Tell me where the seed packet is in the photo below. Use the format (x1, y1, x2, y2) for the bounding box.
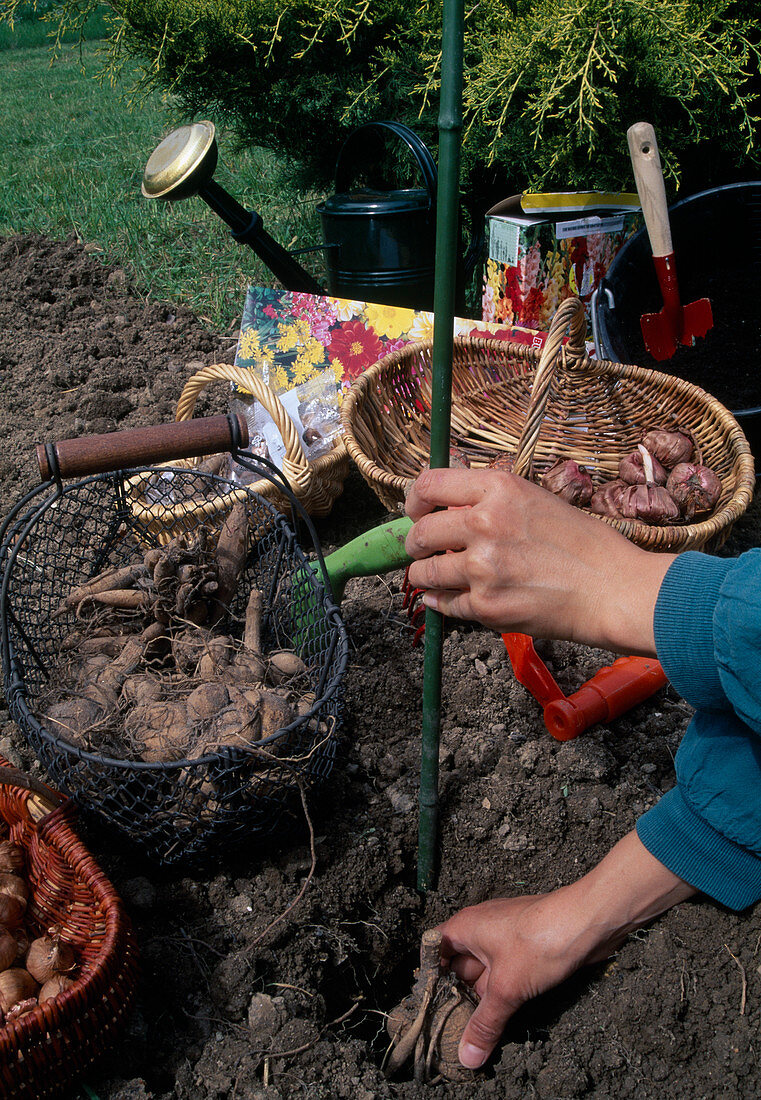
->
(228, 396, 271, 486)
(229, 364, 341, 475)
(293, 368, 343, 460)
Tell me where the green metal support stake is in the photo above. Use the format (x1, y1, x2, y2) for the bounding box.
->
(417, 0, 464, 893)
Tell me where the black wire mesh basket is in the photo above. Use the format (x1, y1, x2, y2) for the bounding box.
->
(0, 415, 349, 866)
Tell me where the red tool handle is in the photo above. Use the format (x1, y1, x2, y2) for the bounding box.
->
(36, 413, 249, 481)
(543, 656, 667, 741)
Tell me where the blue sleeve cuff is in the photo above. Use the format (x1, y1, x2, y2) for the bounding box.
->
(653, 551, 734, 710)
(637, 786, 761, 910)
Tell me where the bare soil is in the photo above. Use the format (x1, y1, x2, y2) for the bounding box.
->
(2, 233, 761, 1100)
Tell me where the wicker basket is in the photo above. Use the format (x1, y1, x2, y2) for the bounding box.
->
(0, 763, 138, 1098)
(341, 297, 755, 552)
(170, 362, 350, 520)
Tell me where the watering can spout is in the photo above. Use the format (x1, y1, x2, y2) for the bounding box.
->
(141, 121, 325, 295)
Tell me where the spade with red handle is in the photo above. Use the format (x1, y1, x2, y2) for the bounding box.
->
(627, 121, 713, 361)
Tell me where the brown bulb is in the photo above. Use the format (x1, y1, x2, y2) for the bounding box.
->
(642, 429, 694, 468)
(666, 463, 722, 519)
(620, 484, 680, 524)
(619, 447, 667, 486)
(541, 460, 593, 506)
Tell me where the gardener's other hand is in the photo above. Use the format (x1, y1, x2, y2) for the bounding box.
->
(438, 830, 697, 1070)
(404, 467, 674, 655)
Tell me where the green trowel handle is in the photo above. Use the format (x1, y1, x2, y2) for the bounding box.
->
(322, 516, 413, 604)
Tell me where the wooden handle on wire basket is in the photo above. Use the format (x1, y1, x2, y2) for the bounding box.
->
(36, 413, 249, 482)
(513, 297, 588, 479)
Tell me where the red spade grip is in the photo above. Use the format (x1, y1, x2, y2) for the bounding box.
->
(543, 656, 667, 741)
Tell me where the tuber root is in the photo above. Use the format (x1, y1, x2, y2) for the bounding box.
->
(63, 633, 130, 658)
(121, 674, 163, 708)
(211, 502, 249, 623)
(267, 650, 308, 686)
(192, 700, 262, 754)
(44, 697, 108, 748)
(186, 682, 231, 723)
(172, 627, 216, 677)
(125, 701, 193, 763)
(259, 691, 295, 740)
(197, 635, 234, 680)
(56, 563, 148, 615)
(385, 929, 477, 1082)
(43, 530, 320, 772)
(243, 587, 263, 654)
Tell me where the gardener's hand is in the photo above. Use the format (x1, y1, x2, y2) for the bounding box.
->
(437, 830, 697, 1069)
(404, 467, 675, 655)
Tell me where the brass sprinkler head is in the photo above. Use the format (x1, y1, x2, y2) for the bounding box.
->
(141, 120, 218, 202)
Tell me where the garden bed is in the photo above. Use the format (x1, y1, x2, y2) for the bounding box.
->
(1, 233, 760, 1099)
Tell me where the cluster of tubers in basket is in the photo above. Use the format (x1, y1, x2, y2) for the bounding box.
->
(0, 837, 79, 1025)
(42, 503, 314, 764)
(536, 429, 722, 524)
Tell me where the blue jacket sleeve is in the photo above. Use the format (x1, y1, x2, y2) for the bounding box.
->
(636, 548, 761, 910)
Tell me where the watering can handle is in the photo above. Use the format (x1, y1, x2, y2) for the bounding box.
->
(36, 413, 249, 481)
(334, 120, 438, 208)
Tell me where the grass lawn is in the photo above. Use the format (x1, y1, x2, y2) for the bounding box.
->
(0, 37, 325, 330)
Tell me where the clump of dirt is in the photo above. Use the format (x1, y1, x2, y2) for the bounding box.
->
(1, 233, 761, 1100)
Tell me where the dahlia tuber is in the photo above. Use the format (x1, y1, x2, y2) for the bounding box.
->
(259, 691, 295, 739)
(186, 682, 231, 723)
(385, 929, 477, 1082)
(120, 674, 163, 708)
(56, 563, 148, 615)
(197, 635, 234, 680)
(44, 697, 107, 747)
(212, 502, 249, 622)
(267, 650, 308, 685)
(172, 627, 216, 677)
(125, 701, 193, 763)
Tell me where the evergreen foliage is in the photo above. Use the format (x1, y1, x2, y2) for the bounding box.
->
(3, 0, 759, 204)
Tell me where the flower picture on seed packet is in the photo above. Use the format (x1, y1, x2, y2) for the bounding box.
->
(230, 287, 549, 481)
(235, 288, 425, 393)
(234, 287, 543, 396)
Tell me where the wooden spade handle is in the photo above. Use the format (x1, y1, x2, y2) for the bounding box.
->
(36, 413, 249, 482)
(626, 122, 673, 258)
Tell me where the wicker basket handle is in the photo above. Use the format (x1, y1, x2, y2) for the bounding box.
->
(174, 363, 321, 496)
(0, 766, 65, 821)
(513, 297, 588, 479)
